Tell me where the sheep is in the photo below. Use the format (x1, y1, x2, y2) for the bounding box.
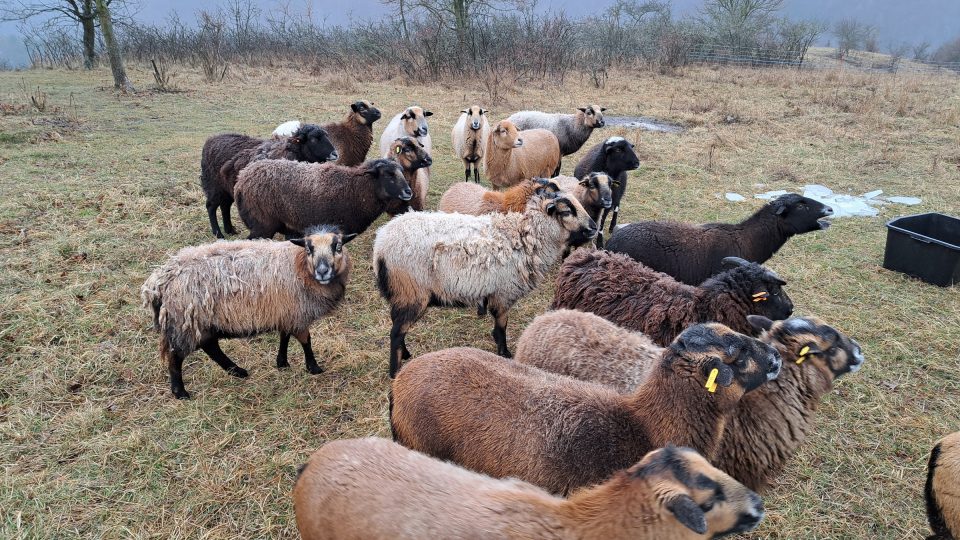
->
(234, 158, 411, 239)
(927, 431, 960, 540)
(573, 136, 641, 244)
(551, 173, 614, 223)
(515, 310, 865, 491)
(379, 106, 433, 157)
(484, 120, 562, 189)
(451, 105, 489, 183)
(508, 105, 606, 156)
(273, 101, 382, 167)
(200, 124, 338, 239)
(390, 323, 782, 495)
(606, 194, 835, 285)
(140, 226, 355, 399)
(293, 438, 765, 540)
(383, 137, 433, 216)
(437, 177, 556, 215)
(373, 191, 597, 377)
(552, 250, 794, 346)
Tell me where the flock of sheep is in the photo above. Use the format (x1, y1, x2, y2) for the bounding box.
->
(138, 100, 959, 539)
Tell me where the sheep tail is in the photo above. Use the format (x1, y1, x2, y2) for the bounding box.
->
(375, 257, 392, 301)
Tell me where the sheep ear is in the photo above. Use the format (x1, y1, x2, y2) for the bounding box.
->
(423, 110, 433, 117)
(705, 358, 735, 387)
(600, 107, 607, 112)
(351, 102, 360, 112)
(578, 107, 587, 113)
(773, 200, 788, 215)
(721, 256, 750, 268)
(578, 177, 591, 186)
(341, 233, 358, 245)
(479, 108, 487, 115)
(545, 201, 558, 215)
(289, 238, 306, 247)
(461, 109, 469, 114)
(665, 495, 707, 534)
(747, 315, 774, 333)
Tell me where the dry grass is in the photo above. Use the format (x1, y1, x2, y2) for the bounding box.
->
(1, 62, 959, 539)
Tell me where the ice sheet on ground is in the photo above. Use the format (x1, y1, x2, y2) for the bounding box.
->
(755, 190, 790, 200)
(887, 196, 922, 205)
(725, 193, 746, 202)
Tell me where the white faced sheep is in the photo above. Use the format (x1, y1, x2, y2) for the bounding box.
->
(390, 324, 782, 495)
(484, 120, 562, 189)
(927, 431, 960, 540)
(234, 158, 411, 239)
(508, 105, 606, 156)
(379, 106, 433, 157)
(273, 101, 382, 166)
(452, 105, 489, 183)
(606, 194, 835, 285)
(383, 137, 433, 216)
(573, 136, 641, 243)
(552, 250, 794, 346)
(373, 192, 597, 377)
(437, 177, 557, 215)
(140, 226, 355, 399)
(515, 310, 865, 491)
(200, 124, 338, 239)
(294, 438, 765, 540)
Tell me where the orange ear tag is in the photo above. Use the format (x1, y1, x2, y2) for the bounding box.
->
(752, 291, 769, 302)
(705, 368, 719, 393)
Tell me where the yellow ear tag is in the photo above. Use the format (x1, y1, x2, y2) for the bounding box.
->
(395, 146, 401, 154)
(752, 291, 769, 303)
(705, 368, 719, 393)
(797, 345, 810, 364)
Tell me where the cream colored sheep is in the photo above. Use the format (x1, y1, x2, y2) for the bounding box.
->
(451, 105, 489, 183)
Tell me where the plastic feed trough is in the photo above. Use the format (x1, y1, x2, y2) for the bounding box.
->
(883, 213, 960, 287)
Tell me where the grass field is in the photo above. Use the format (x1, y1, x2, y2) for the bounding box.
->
(1, 62, 959, 539)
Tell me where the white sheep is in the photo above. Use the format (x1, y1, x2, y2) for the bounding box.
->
(508, 105, 606, 155)
(379, 106, 433, 209)
(451, 105, 489, 183)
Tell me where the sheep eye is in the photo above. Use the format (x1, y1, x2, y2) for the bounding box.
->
(700, 500, 715, 512)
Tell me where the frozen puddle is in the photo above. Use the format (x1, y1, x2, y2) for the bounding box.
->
(744, 184, 922, 218)
(605, 116, 685, 133)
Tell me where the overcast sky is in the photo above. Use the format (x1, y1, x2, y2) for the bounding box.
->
(2, 0, 958, 67)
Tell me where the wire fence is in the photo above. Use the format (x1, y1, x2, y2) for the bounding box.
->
(684, 45, 960, 75)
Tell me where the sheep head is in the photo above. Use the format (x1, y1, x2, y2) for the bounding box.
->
(628, 445, 765, 537)
(389, 137, 432, 172)
(579, 172, 614, 209)
(400, 106, 433, 138)
(290, 225, 356, 285)
(709, 258, 794, 321)
(365, 158, 412, 202)
(748, 315, 864, 380)
(578, 104, 606, 128)
(290, 124, 338, 163)
(539, 192, 597, 247)
(350, 100, 382, 125)
(491, 120, 522, 150)
(769, 193, 834, 233)
(461, 105, 487, 130)
(602, 136, 640, 171)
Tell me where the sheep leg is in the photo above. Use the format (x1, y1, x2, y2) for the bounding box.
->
(276, 332, 291, 369)
(608, 207, 620, 232)
(464, 165, 471, 183)
(206, 201, 224, 239)
(489, 304, 512, 358)
(200, 338, 249, 378)
(164, 346, 190, 400)
(295, 330, 323, 375)
(388, 304, 422, 378)
(220, 202, 237, 235)
(473, 164, 480, 184)
(595, 207, 611, 248)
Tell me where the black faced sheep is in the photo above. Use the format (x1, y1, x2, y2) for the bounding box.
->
(272, 101, 382, 167)
(927, 431, 960, 540)
(200, 124, 338, 239)
(390, 323, 782, 495)
(452, 105, 490, 183)
(234, 158, 411, 239)
(515, 310, 864, 491)
(294, 439, 765, 540)
(373, 192, 597, 377)
(551, 250, 794, 346)
(140, 226, 355, 399)
(508, 105, 606, 156)
(606, 194, 835, 285)
(573, 136, 641, 242)
(484, 120, 562, 189)
(383, 137, 433, 216)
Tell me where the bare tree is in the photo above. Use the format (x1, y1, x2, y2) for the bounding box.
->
(0, 0, 135, 69)
(833, 18, 869, 59)
(912, 41, 930, 61)
(698, 0, 784, 50)
(932, 36, 960, 64)
(776, 18, 824, 67)
(94, 0, 133, 91)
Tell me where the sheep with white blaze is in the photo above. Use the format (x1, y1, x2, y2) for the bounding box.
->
(452, 105, 489, 183)
(573, 136, 640, 244)
(508, 105, 606, 156)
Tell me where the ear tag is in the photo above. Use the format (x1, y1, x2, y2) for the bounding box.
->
(797, 345, 810, 364)
(705, 368, 719, 393)
(395, 146, 402, 154)
(752, 291, 769, 302)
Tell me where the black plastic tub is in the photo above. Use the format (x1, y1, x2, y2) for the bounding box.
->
(883, 213, 960, 287)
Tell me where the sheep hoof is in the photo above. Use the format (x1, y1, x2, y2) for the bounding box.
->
(224, 226, 238, 235)
(306, 364, 325, 375)
(172, 388, 191, 400)
(227, 366, 249, 378)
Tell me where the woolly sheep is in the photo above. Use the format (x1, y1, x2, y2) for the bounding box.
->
(508, 105, 606, 156)
(516, 310, 864, 491)
(437, 177, 556, 215)
(293, 438, 765, 539)
(927, 431, 960, 540)
(451, 105, 489, 183)
(379, 106, 433, 157)
(235, 158, 411, 239)
(273, 100, 382, 167)
(384, 137, 433, 216)
(607, 194, 835, 285)
(373, 192, 597, 377)
(140, 226, 355, 399)
(200, 124, 338, 239)
(573, 136, 640, 243)
(390, 324, 782, 495)
(552, 250, 794, 346)
(484, 120, 562, 189)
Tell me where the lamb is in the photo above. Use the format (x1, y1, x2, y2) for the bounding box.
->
(515, 310, 865, 491)
(200, 124, 338, 239)
(390, 323, 782, 495)
(451, 105, 489, 183)
(234, 158, 411, 239)
(140, 226, 355, 399)
(573, 136, 640, 243)
(383, 137, 433, 216)
(373, 192, 597, 377)
(437, 177, 555, 215)
(484, 120, 562, 189)
(552, 250, 794, 346)
(379, 106, 433, 157)
(293, 438, 765, 540)
(551, 173, 614, 223)
(508, 105, 606, 156)
(273, 100, 382, 167)
(927, 431, 960, 540)
(606, 194, 835, 285)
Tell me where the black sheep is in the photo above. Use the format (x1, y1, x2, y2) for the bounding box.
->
(200, 124, 337, 239)
(573, 136, 640, 245)
(606, 194, 834, 285)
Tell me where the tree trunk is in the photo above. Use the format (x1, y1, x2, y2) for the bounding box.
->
(81, 15, 97, 69)
(95, 0, 134, 92)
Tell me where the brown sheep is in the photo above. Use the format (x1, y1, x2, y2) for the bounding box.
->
(383, 137, 433, 216)
(437, 177, 556, 215)
(322, 100, 382, 166)
(927, 431, 960, 540)
(390, 323, 782, 495)
(484, 120, 562, 189)
(551, 173, 615, 223)
(293, 438, 765, 540)
(515, 311, 865, 492)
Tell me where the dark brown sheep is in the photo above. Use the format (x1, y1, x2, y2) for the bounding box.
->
(234, 158, 411, 239)
(390, 323, 782, 495)
(606, 194, 834, 285)
(384, 137, 433, 216)
(200, 124, 337, 239)
(551, 250, 793, 346)
(323, 100, 382, 166)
